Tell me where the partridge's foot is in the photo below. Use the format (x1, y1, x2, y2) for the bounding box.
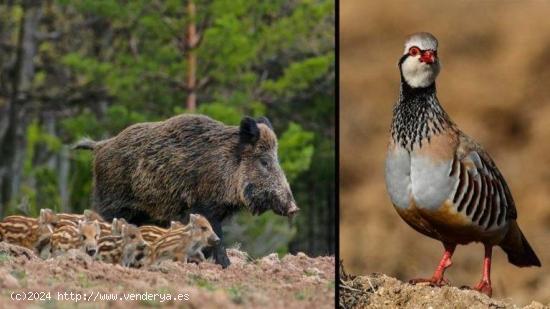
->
(473, 279, 492, 297)
(409, 276, 450, 287)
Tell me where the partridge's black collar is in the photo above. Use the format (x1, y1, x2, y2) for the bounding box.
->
(391, 65, 453, 152)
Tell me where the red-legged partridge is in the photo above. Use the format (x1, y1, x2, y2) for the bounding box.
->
(385, 32, 541, 297)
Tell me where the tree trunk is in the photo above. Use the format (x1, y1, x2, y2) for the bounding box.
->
(327, 181, 335, 254)
(58, 144, 70, 212)
(0, 0, 41, 215)
(307, 181, 315, 254)
(185, 0, 198, 112)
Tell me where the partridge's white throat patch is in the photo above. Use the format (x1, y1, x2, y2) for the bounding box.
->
(401, 56, 440, 88)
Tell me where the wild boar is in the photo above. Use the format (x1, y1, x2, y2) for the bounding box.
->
(74, 114, 299, 268)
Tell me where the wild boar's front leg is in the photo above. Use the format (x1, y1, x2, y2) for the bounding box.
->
(189, 204, 232, 268)
(209, 219, 230, 268)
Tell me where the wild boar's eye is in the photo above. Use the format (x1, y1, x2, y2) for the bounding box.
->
(260, 158, 269, 168)
(201, 226, 208, 231)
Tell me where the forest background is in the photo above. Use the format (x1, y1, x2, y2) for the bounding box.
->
(0, 0, 335, 258)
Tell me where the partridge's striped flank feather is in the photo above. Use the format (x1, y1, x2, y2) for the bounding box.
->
(447, 140, 517, 232)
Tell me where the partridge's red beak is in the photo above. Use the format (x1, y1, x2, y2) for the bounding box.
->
(420, 51, 435, 64)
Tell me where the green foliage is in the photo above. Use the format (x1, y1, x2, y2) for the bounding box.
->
(262, 54, 334, 97)
(61, 111, 102, 139)
(196, 103, 242, 125)
(68, 151, 94, 213)
(224, 212, 297, 257)
(24, 121, 62, 174)
(105, 105, 148, 133)
(279, 123, 315, 182)
(8, 121, 64, 216)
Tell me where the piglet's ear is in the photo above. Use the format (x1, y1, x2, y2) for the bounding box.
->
(239, 116, 260, 145)
(256, 117, 273, 131)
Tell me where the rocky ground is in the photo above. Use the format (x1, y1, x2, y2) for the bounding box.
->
(0, 242, 334, 308)
(339, 263, 549, 309)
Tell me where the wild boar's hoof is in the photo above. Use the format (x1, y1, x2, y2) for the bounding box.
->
(215, 247, 231, 268)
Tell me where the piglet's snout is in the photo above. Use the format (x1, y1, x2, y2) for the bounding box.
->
(208, 234, 221, 246)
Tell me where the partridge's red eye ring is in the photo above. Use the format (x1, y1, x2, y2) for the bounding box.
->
(409, 46, 420, 56)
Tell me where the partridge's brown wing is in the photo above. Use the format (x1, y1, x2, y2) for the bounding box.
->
(451, 133, 517, 232)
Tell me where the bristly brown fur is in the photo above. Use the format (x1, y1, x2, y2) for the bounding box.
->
(90, 114, 293, 223)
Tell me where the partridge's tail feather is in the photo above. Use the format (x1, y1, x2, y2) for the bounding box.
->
(500, 221, 541, 267)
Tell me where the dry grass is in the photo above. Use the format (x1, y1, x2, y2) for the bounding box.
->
(340, 0, 550, 305)
(339, 263, 547, 309)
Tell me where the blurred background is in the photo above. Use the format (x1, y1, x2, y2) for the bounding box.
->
(0, 0, 334, 258)
(341, 0, 550, 305)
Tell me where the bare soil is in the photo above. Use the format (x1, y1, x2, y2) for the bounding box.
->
(0, 242, 335, 308)
(339, 263, 549, 309)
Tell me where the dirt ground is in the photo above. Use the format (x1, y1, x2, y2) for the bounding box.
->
(0, 242, 334, 308)
(340, 0, 550, 306)
(339, 263, 549, 309)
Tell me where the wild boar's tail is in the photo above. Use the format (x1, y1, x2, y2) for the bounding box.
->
(72, 137, 102, 150)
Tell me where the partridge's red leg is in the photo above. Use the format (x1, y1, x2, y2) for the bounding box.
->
(410, 243, 456, 286)
(473, 244, 493, 297)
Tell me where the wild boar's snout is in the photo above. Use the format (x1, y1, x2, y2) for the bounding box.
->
(287, 201, 299, 216)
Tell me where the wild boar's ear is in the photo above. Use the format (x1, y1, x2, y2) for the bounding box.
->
(256, 117, 273, 131)
(239, 116, 260, 145)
